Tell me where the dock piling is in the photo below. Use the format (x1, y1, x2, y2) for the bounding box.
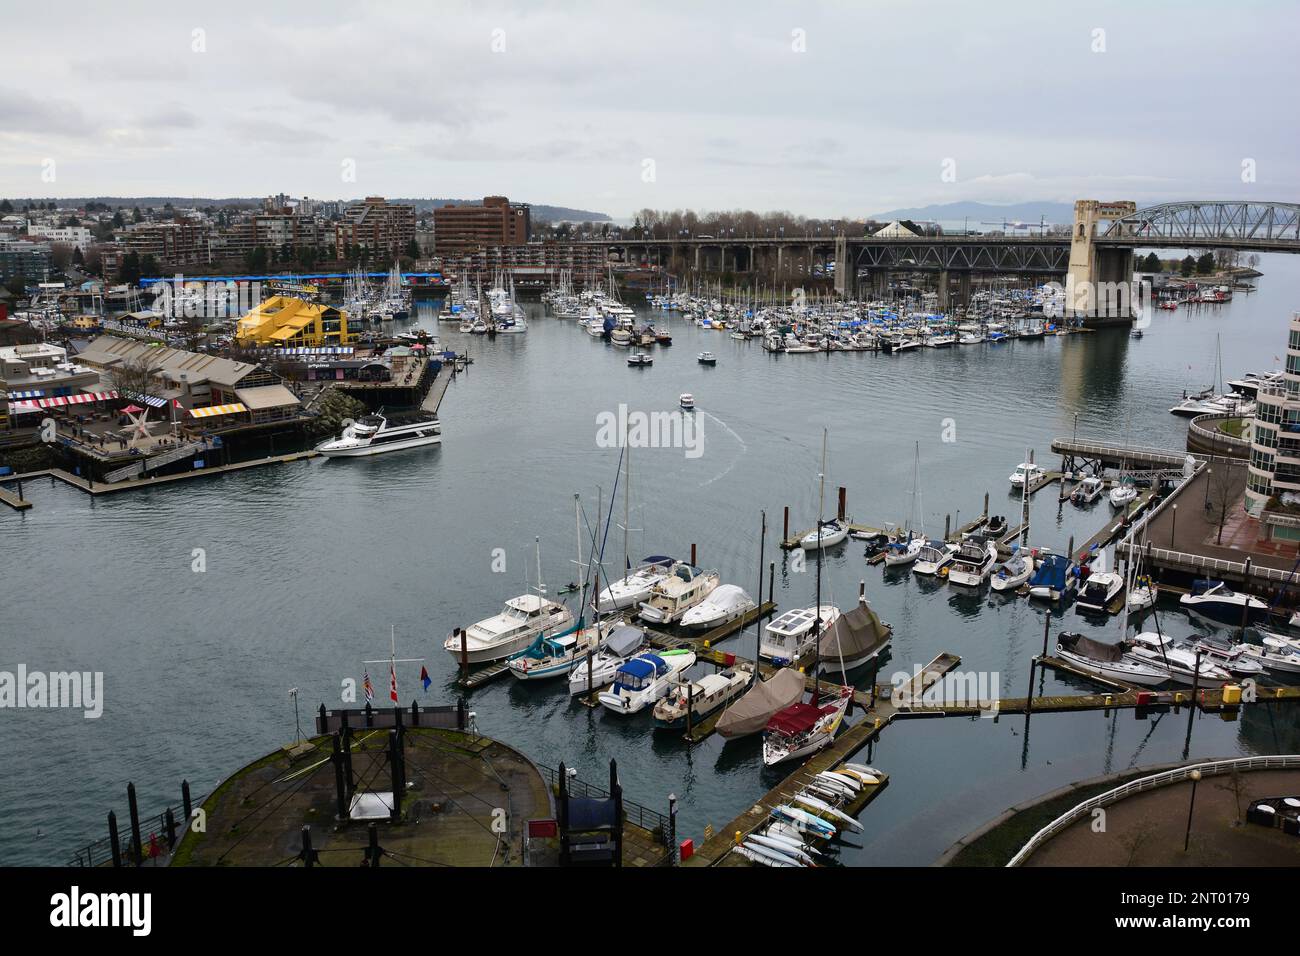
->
(768, 561, 775, 606)
(459, 628, 468, 681)
(181, 779, 192, 822)
(127, 782, 142, 867)
(838, 486, 846, 520)
(783, 506, 789, 544)
(691, 543, 697, 566)
(108, 811, 122, 868)
(944, 514, 951, 541)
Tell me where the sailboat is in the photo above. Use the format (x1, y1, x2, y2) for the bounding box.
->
(593, 438, 675, 612)
(883, 443, 925, 566)
(799, 434, 849, 549)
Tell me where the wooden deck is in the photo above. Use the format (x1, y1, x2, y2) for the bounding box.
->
(0, 485, 32, 511)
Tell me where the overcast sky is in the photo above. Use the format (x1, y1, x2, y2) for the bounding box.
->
(1, 0, 1295, 218)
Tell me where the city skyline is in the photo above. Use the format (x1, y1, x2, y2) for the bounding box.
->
(2, 0, 1296, 218)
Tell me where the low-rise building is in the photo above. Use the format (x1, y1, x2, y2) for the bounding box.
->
(0, 239, 52, 283)
(0, 342, 101, 397)
(235, 296, 354, 348)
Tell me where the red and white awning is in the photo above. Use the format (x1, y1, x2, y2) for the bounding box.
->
(188, 403, 248, 418)
(24, 391, 120, 409)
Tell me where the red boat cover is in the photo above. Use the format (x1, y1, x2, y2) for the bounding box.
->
(766, 702, 825, 736)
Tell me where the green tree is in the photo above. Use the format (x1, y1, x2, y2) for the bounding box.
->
(1180, 254, 1196, 277)
(1196, 252, 1215, 275)
(1141, 252, 1161, 273)
(112, 210, 125, 228)
(404, 238, 420, 259)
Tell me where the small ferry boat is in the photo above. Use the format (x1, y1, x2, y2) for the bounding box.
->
(679, 393, 696, 410)
(652, 663, 753, 731)
(316, 413, 441, 457)
(698, 351, 717, 365)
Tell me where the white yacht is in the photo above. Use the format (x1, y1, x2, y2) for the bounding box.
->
(990, 548, 1035, 592)
(760, 605, 840, 663)
(912, 541, 957, 577)
(1124, 632, 1232, 685)
(1056, 631, 1170, 687)
(593, 556, 675, 612)
(947, 537, 998, 588)
(315, 414, 441, 457)
(566, 624, 646, 696)
(679, 393, 696, 410)
(597, 650, 697, 715)
(1070, 476, 1105, 505)
(637, 564, 720, 625)
(1009, 462, 1045, 489)
(679, 584, 755, 631)
(443, 594, 575, 665)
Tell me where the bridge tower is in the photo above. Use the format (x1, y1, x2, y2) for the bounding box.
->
(834, 234, 857, 300)
(1066, 200, 1136, 322)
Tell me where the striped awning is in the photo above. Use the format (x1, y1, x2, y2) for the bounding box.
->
(32, 391, 119, 409)
(6, 389, 45, 399)
(7, 401, 43, 413)
(189, 403, 248, 418)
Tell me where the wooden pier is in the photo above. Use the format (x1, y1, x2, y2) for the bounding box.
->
(421, 368, 456, 416)
(0, 484, 32, 511)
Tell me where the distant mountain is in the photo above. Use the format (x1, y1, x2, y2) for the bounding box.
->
(400, 198, 611, 222)
(868, 201, 1076, 225)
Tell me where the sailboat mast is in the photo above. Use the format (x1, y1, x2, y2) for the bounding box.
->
(814, 429, 827, 693)
(623, 427, 631, 575)
(535, 536, 545, 597)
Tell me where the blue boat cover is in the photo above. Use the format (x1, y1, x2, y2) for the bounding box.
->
(1028, 554, 1068, 589)
(618, 655, 665, 680)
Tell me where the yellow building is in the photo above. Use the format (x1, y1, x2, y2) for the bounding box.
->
(235, 296, 353, 348)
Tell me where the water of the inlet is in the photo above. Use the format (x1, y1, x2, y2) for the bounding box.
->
(5, 260, 1300, 865)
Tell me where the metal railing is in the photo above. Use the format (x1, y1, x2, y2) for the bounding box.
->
(1188, 413, 1252, 454)
(537, 764, 669, 838)
(1007, 755, 1300, 866)
(1115, 541, 1294, 584)
(68, 795, 204, 867)
(1051, 437, 1193, 468)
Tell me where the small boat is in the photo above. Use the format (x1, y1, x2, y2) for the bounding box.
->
(762, 686, 852, 767)
(1028, 553, 1070, 602)
(854, 530, 890, 559)
(593, 556, 675, 612)
(566, 624, 646, 696)
(597, 650, 697, 715)
(1239, 636, 1300, 674)
(746, 834, 816, 867)
(716, 667, 807, 738)
(636, 563, 720, 625)
(697, 351, 717, 365)
(1127, 575, 1158, 614)
(1070, 476, 1105, 505)
(947, 536, 998, 588)
(1009, 462, 1045, 489)
(1124, 632, 1232, 685)
(1187, 633, 1266, 678)
(627, 352, 653, 366)
(1179, 579, 1268, 625)
(1109, 478, 1139, 509)
(770, 805, 837, 839)
(990, 546, 1035, 592)
(1075, 552, 1124, 614)
(652, 663, 753, 730)
(507, 618, 602, 680)
(733, 843, 800, 868)
(882, 533, 923, 566)
(984, 515, 1008, 538)
(913, 541, 957, 577)
(444, 593, 575, 665)
(816, 594, 892, 675)
(679, 393, 696, 410)
(791, 792, 863, 832)
(799, 517, 849, 550)
(679, 583, 756, 631)
(1056, 631, 1170, 687)
(316, 413, 442, 458)
(760, 605, 841, 663)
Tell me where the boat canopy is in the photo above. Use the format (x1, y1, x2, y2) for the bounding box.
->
(1059, 631, 1127, 663)
(1029, 554, 1069, 589)
(716, 668, 805, 737)
(819, 602, 891, 663)
(604, 625, 644, 658)
(618, 654, 666, 680)
(766, 702, 824, 736)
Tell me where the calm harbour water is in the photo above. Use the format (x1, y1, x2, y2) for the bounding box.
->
(5, 260, 1300, 865)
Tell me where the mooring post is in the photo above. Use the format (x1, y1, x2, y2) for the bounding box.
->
(944, 514, 951, 542)
(332, 733, 349, 820)
(388, 731, 403, 823)
(108, 811, 122, 868)
(783, 506, 789, 544)
(983, 491, 989, 518)
(460, 627, 469, 681)
(685, 682, 694, 738)
(768, 561, 775, 605)
(411, 699, 420, 726)
(690, 542, 697, 566)
(457, 696, 467, 731)
(181, 779, 192, 822)
(586, 650, 594, 697)
(127, 782, 143, 866)
(300, 825, 317, 868)
(317, 703, 327, 734)
(838, 486, 847, 521)
(164, 808, 177, 850)
(668, 793, 679, 865)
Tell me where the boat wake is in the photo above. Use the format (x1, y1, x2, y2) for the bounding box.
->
(696, 411, 747, 487)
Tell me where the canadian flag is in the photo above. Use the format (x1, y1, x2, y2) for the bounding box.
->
(389, 662, 398, 703)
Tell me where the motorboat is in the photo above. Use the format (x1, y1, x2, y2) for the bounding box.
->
(762, 686, 852, 767)
(1028, 553, 1070, 602)
(627, 352, 653, 366)
(1109, 478, 1139, 509)
(507, 618, 602, 681)
(854, 530, 891, 559)
(679, 583, 756, 631)
(1055, 631, 1170, 687)
(760, 605, 841, 664)
(1070, 476, 1105, 505)
(1127, 575, 1158, 614)
(817, 593, 892, 674)
(598, 650, 697, 714)
(947, 536, 998, 588)
(566, 624, 646, 696)
(1009, 462, 1045, 489)
(913, 541, 957, 577)
(716, 667, 806, 738)
(316, 413, 442, 457)
(984, 515, 1008, 539)
(990, 547, 1035, 592)
(697, 351, 717, 365)
(1124, 632, 1232, 685)
(1187, 633, 1267, 678)
(652, 664, 753, 731)
(593, 556, 675, 612)
(1239, 636, 1300, 675)
(636, 563, 720, 625)
(799, 517, 849, 550)
(1179, 579, 1267, 625)
(1075, 552, 1124, 614)
(679, 393, 696, 410)
(444, 594, 575, 665)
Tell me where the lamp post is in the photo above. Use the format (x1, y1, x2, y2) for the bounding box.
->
(1072, 412, 1079, 444)
(1170, 504, 1178, 547)
(1183, 768, 1202, 852)
(1204, 467, 1213, 509)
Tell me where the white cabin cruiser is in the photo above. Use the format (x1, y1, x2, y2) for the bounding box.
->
(1240, 636, 1300, 674)
(799, 517, 849, 550)
(913, 541, 957, 577)
(1070, 476, 1105, 505)
(316, 414, 442, 457)
(444, 594, 575, 665)
(760, 605, 841, 663)
(637, 563, 720, 625)
(593, 556, 675, 612)
(566, 624, 646, 696)
(1124, 632, 1232, 685)
(1179, 580, 1268, 625)
(652, 664, 753, 730)
(947, 537, 998, 588)
(1009, 462, 1045, 489)
(597, 650, 696, 714)
(679, 584, 756, 631)
(990, 547, 1035, 592)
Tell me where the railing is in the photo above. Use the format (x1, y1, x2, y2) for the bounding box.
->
(1188, 413, 1252, 455)
(68, 795, 204, 867)
(1116, 542, 1294, 584)
(1051, 436, 1192, 467)
(1007, 755, 1300, 866)
(537, 764, 669, 839)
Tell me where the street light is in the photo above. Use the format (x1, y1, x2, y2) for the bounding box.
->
(1183, 768, 1202, 851)
(1170, 504, 1178, 547)
(1204, 467, 1213, 509)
